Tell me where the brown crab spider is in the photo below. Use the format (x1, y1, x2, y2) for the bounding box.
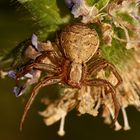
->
(15, 23, 122, 130)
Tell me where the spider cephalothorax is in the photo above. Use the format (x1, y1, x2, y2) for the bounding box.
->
(13, 23, 122, 130)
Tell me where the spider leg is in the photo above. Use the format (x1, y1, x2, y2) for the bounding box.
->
(35, 50, 63, 66)
(85, 79, 120, 125)
(88, 59, 122, 88)
(16, 51, 62, 80)
(15, 70, 42, 97)
(16, 63, 59, 80)
(55, 32, 66, 58)
(20, 75, 62, 131)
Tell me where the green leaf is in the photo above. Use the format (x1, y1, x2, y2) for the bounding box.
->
(0, 39, 30, 68)
(100, 39, 134, 69)
(86, 0, 97, 6)
(17, 0, 71, 40)
(95, 0, 110, 10)
(116, 11, 137, 25)
(86, 0, 110, 10)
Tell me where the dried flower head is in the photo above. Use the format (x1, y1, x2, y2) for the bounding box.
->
(65, 0, 99, 23)
(108, 0, 140, 49)
(65, 0, 140, 50)
(40, 49, 140, 135)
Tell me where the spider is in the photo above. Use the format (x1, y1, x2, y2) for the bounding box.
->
(14, 23, 122, 130)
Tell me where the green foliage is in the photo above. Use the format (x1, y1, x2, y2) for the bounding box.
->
(18, 0, 71, 40)
(0, 0, 72, 68)
(0, 39, 30, 68)
(95, 0, 110, 10)
(86, 0, 110, 10)
(116, 11, 137, 25)
(100, 39, 134, 69)
(113, 26, 125, 39)
(86, 0, 97, 6)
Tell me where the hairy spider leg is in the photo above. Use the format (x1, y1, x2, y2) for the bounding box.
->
(88, 58, 122, 88)
(20, 75, 62, 131)
(16, 62, 61, 95)
(55, 32, 67, 58)
(36, 50, 63, 66)
(80, 63, 88, 82)
(16, 51, 61, 81)
(84, 78, 120, 125)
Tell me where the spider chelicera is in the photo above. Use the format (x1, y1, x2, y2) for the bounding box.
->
(14, 23, 122, 130)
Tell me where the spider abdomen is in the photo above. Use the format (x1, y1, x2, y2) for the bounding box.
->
(60, 24, 99, 63)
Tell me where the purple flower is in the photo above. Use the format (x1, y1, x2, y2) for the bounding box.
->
(13, 86, 23, 97)
(65, 0, 83, 9)
(8, 70, 16, 79)
(31, 34, 38, 51)
(65, 0, 74, 9)
(64, 0, 88, 19)
(64, 0, 99, 23)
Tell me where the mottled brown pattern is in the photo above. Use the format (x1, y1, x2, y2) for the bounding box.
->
(59, 24, 99, 63)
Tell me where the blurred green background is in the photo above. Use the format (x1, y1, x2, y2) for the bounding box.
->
(0, 0, 140, 140)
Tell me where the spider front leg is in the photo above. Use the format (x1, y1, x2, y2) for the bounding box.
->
(16, 62, 59, 80)
(88, 58, 123, 88)
(16, 51, 60, 80)
(14, 62, 59, 97)
(84, 78, 120, 124)
(20, 75, 62, 131)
